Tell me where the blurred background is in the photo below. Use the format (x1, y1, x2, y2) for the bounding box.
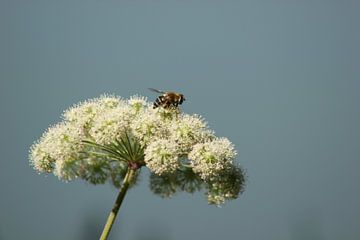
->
(1, 0, 359, 239)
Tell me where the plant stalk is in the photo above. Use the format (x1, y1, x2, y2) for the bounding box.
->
(99, 167, 135, 240)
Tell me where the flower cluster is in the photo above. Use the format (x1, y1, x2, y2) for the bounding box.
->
(30, 94, 245, 205)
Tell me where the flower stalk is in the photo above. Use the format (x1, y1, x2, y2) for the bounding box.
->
(100, 167, 136, 240)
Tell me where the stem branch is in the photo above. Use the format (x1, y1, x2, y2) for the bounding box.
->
(99, 167, 135, 240)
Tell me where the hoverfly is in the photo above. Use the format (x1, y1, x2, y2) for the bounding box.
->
(148, 88, 185, 109)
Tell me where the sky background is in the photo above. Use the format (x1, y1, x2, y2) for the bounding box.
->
(1, 0, 360, 240)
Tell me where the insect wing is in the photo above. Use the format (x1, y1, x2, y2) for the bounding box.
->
(148, 88, 165, 94)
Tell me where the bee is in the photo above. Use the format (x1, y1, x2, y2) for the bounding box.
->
(148, 88, 186, 109)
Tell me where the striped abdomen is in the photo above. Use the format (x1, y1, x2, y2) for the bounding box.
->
(153, 92, 185, 109)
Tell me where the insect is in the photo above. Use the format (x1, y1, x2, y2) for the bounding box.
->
(148, 88, 186, 109)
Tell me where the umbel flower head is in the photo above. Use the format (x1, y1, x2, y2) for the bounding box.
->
(30, 94, 245, 206)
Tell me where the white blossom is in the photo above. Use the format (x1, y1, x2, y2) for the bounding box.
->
(128, 95, 150, 112)
(30, 122, 85, 174)
(144, 139, 180, 175)
(188, 138, 237, 180)
(62, 95, 123, 134)
(169, 113, 214, 154)
(29, 94, 245, 206)
(130, 108, 169, 145)
(89, 106, 132, 145)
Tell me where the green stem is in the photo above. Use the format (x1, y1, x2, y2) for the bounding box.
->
(99, 167, 135, 240)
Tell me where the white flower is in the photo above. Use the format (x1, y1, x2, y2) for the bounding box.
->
(62, 95, 123, 134)
(128, 95, 150, 112)
(144, 139, 180, 175)
(97, 95, 123, 108)
(30, 122, 86, 180)
(30, 93, 245, 205)
(130, 109, 169, 145)
(29, 141, 54, 173)
(169, 114, 214, 154)
(188, 138, 236, 180)
(155, 107, 181, 121)
(89, 106, 132, 145)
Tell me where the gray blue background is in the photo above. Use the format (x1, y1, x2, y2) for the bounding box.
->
(1, 0, 359, 239)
